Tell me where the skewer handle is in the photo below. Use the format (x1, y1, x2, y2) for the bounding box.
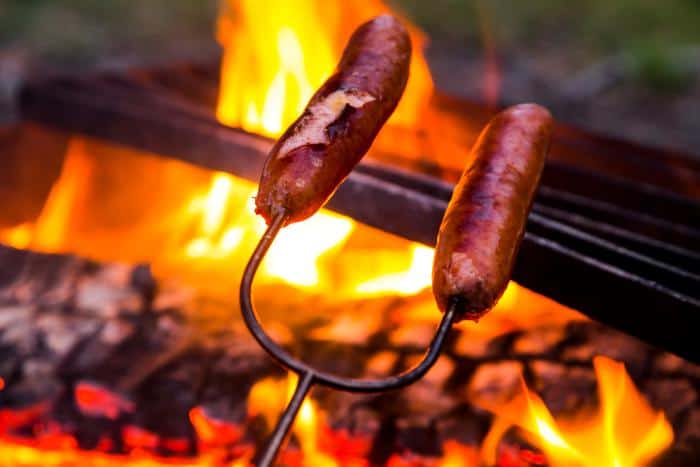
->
(255, 371, 315, 467)
(240, 213, 458, 465)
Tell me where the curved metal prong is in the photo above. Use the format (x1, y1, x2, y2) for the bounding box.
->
(239, 212, 457, 466)
(254, 371, 314, 467)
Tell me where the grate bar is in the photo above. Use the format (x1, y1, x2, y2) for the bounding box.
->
(532, 204, 700, 272)
(18, 68, 700, 362)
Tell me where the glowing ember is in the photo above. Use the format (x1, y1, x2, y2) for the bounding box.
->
(189, 406, 243, 447)
(479, 356, 674, 467)
(74, 381, 135, 420)
(436, 440, 478, 467)
(216, 0, 433, 138)
(0, 438, 234, 467)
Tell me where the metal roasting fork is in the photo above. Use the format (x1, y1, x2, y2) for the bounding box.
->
(240, 212, 458, 467)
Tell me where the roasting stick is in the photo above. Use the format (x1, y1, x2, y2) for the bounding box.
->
(240, 103, 551, 465)
(237, 13, 551, 465)
(241, 15, 432, 465)
(240, 212, 458, 466)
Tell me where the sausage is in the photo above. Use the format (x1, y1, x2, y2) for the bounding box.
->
(432, 103, 552, 321)
(255, 15, 411, 225)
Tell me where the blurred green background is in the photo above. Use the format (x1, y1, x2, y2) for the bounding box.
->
(1, 0, 699, 154)
(400, 0, 700, 92)
(3, 0, 699, 89)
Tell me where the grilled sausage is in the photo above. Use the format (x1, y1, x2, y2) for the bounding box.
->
(432, 103, 552, 321)
(255, 15, 411, 224)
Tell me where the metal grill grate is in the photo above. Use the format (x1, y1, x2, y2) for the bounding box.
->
(17, 61, 700, 362)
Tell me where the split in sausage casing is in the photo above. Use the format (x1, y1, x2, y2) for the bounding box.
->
(255, 14, 411, 225)
(432, 103, 553, 322)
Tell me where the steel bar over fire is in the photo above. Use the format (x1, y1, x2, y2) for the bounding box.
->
(18, 66, 700, 363)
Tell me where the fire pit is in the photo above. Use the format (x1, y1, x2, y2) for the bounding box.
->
(0, 0, 699, 465)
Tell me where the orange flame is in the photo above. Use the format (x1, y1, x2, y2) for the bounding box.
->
(31, 138, 94, 252)
(0, 134, 438, 297)
(0, 0, 440, 300)
(216, 0, 433, 138)
(480, 356, 674, 467)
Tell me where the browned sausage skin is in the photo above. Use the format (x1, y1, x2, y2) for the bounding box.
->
(432, 104, 553, 322)
(255, 15, 411, 225)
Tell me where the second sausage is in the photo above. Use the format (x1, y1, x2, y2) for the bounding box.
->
(432, 103, 553, 321)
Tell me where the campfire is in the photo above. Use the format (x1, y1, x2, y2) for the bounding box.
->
(0, 0, 698, 466)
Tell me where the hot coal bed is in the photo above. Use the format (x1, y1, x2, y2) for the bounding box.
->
(0, 59, 698, 467)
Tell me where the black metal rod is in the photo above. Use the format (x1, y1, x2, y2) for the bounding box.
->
(255, 371, 314, 467)
(240, 213, 458, 393)
(240, 212, 458, 466)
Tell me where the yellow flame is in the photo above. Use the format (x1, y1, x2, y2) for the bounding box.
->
(216, 0, 336, 137)
(180, 171, 353, 288)
(0, 136, 441, 298)
(1, 0, 440, 301)
(354, 244, 433, 296)
(200, 175, 233, 235)
(294, 393, 337, 467)
(0, 223, 33, 250)
(524, 389, 584, 462)
(216, 0, 433, 138)
(595, 357, 675, 467)
(480, 356, 673, 467)
(265, 212, 354, 287)
(184, 174, 249, 259)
